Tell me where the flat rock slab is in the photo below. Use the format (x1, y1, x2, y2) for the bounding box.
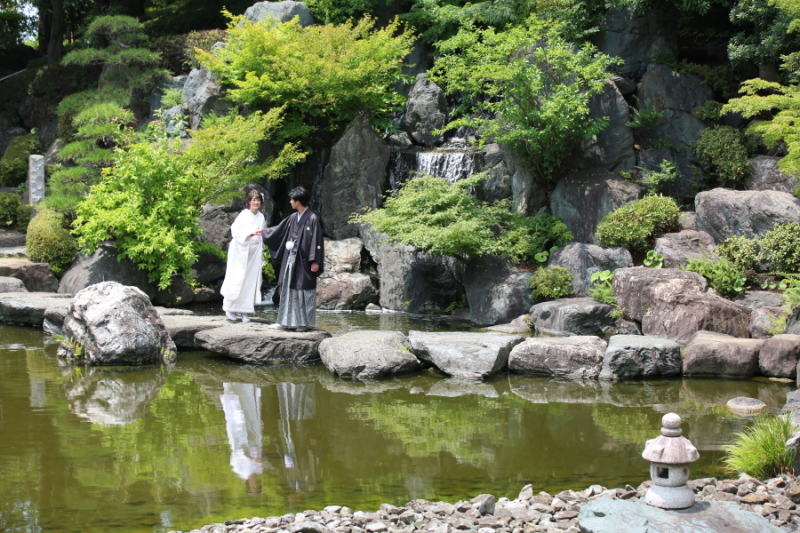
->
(485, 315, 531, 334)
(409, 330, 524, 380)
(319, 330, 421, 380)
(161, 315, 232, 348)
(195, 323, 331, 365)
(0, 276, 27, 292)
(683, 330, 763, 377)
(509, 336, 607, 379)
(0, 258, 59, 292)
(579, 499, 783, 533)
(0, 230, 26, 247)
(600, 335, 682, 380)
(0, 291, 72, 326)
(0, 246, 26, 258)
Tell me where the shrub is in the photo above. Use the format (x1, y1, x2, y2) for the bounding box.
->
(589, 270, 616, 305)
(695, 100, 723, 124)
(16, 204, 33, 232)
(641, 160, 679, 195)
(26, 208, 78, 276)
(0, 193, 21, 228)
(723, 414, 797, 478)
(692, 126, 753, 188)
(717, 234, 761, 272)
(0, 135, 40, 188)
(527, 266, 573, 301)
(759, 222, 800, 273)
(682, 257, 747, 297)
(595, 196, 680, 252)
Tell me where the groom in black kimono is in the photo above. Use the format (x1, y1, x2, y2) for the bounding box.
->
(260, 186, 324, 331)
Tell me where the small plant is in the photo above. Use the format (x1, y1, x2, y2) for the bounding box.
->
(534, 246, 559, 263)
(160, 87, 183, 109)
(760, 278, 779, 290)
(695, 100, 724, 124)
(610, 307, 625, 320)
(25, 208, 78, 276)
(596, 196, 680, 252)
(643, 250, 664, 268)
(692, 126, 753, 188)
(528, 266, 574, 301)
(641, 160, 679, 196)
(717, 234, 761, 272)
(681, 257, 747, 297)
(723, 414, 797, 478)
(445, 295, 468, 313)
(0, 192, 21, 228)
(55, 334, 84, 358)
(759, 222, 800, 273)
(626, 96, 663, 131)
(589, 269, 615, 302)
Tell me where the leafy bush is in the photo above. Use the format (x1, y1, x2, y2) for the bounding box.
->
(0, 193, 21, 228)
(0, 135, 40, 188)
(197, 12, 414, 144)
(717, 234, 761, 272)
(26, 209, 78, 276)
(723, 414, 797, 478)
(352, 173, 573, 264)
(595, 196, 680, 252)
(682, 257, 747, 297)
(429, 16, 619, 184)
(692, 126, 753, 188)
(759, 222, 800, 273)
(16, 204, 33, 232)
(641, 160, 679, 195)
(589, 270, 616, 305)
(528, 266, 574, 301)
(695, 100, 724, 124)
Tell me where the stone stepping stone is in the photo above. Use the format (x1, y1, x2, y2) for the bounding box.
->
(319, 330, 421, 380)
(600, 335, 682, 380)
(726, 396, 767, 416)
(683, 331, 763, 377)
(195, 323, 331, 365)
(0, 246, 26, 258)
(509, 336, 607, 379)
(0, 291, 72, 326)
(409, 330, 524, 381)
(157, 315, 230, 349)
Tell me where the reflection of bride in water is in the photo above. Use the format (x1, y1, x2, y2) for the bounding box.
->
(220, 381, 318, 497)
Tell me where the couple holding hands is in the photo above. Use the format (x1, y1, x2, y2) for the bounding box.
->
(220, 186, 324, 332)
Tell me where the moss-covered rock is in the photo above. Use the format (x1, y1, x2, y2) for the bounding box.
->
(26, 208, 77, 276)
(0, 135, 40, 188)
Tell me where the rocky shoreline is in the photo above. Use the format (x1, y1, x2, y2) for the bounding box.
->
(175, 475, 800, 533)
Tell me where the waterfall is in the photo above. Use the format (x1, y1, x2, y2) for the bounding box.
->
(388, 142, 478, 189)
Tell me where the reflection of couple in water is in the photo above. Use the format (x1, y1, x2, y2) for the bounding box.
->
(220, 381, 318, 496)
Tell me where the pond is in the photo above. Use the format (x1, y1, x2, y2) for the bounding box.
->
(0, 308, 793, 533)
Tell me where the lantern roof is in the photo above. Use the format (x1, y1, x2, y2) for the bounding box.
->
(642, 413, 699, 464)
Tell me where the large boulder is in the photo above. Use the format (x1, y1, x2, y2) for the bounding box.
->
(759, 334, 800, 379)
(653, 230, 718, 269)
(508, 336, 608, 379)
(682, 330, 763, 377)
(360, 228, 461, 313)
(0, 276, 27, 293)
(547, 242, 632, 296)
(57, 282, 177, 365)
(746, 155, 799, 193)
(592, 6, 679, 80)
(400, 74, 447, 147)
(642, 291, 752, 344)
(749, 306, 787, 339)
(0, 292, 71, 327)
(599, 335, 682, 380)
(408, 331, 524, 381)
(58, 243, 157, 300)
(195, 323, 330, 364)
(695, 188, 800, 243)
(18, 95, 57, 130)
(570, 80, 635, 173)
(461, 255, 532, 326)
(243, 1, 314, 26)
(613, 267, 707, 322)
(0, 258, 59, 292)
(319, 330, 421, 380)
(182, 68, 231, 130)
(477, 143, 513, 203)
(550, 169, 644, 244)
(321, 114, 391, 239)
(529, 297, 639, 337)
(316, 238, 378, 310)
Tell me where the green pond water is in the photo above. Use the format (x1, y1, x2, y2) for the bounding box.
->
(0, 309, 793, 533)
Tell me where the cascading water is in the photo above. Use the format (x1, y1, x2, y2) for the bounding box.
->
(388, 142, 479, 189)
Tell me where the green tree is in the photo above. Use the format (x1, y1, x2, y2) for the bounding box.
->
(728, 0, 800, 71)
(428, 17, 620, 185)
(352, 173, 572, 263)
(73, 109, 304, 289)
(197, 12, 415, 144)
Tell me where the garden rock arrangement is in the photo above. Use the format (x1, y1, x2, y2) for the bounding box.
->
(172, 474, 800, 533)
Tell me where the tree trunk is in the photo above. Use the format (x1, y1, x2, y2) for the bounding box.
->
(47, 0, 65, 64)
(38, 4, 51, 53)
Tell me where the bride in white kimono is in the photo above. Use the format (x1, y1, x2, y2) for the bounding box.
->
(220, 190, 265, 322)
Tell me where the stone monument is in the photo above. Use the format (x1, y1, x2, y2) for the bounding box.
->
(642, 412, 699, 509)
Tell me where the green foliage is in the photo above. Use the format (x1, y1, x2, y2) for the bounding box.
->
(0, 192, 20, 228)
(305, 0, 379, 24)
(151, 29, 228, 73)
(160, 87, 183, 109)
(728, 0, 800, 70)
(595, 196, 680, 252)
(262, 252, 276, 282)
(643, 250, 664, 268)
(527, 265, 574, 301)
(0, 135, 39, 188)
(682, 257, 747, 296)
(352, 173, 573, 263)
(197, 12, 414, 144)
(641, 160, 680, 195)
(26, 209, 78, 276)
(759, 222, 800, 273)
(73, 110, 304, 289)
(428, 17, 620, 184)
(626, 97, 663, 131)
(589, 270, 616, 305)
(723, 414, 797, 478)
(691, 126, 753, 188)
(16, 203, 33, 232)
(609, 0, 730, 15)
(0, 10, 32, 51)
(695, 100, 724, 124)
(717, 234, 761, 272)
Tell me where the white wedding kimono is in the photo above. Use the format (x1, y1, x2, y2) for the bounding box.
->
(220, 209, 265, 314)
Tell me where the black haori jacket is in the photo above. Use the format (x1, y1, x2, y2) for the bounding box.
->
(262, 209, 325, 290)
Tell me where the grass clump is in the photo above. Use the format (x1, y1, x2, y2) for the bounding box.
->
(595, 196, 680, 253)
(723, 414, 797, 478)
(26, 208, 78, 276)
(528, 266, 573, 301)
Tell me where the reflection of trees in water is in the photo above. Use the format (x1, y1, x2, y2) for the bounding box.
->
(62, 367, 166, 426)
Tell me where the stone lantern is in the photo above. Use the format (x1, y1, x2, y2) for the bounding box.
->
(642, 413, 699, 509)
